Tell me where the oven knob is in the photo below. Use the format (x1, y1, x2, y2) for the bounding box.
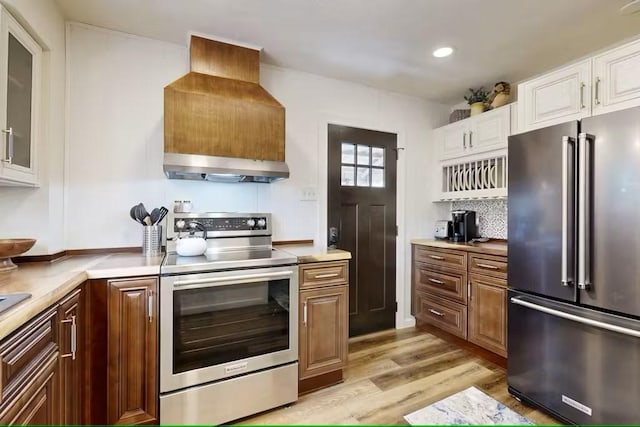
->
(176, 219, 186, 229)
(246, 219, 256, 227)
(257, 218, 266, 228)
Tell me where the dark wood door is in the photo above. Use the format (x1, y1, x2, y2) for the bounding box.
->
(58, 288, 83, 425)
(107, 277, 158, 425)
(299, 285, 348, 380)
(468, 274, 507, 357)
(328, 124, 397, 336)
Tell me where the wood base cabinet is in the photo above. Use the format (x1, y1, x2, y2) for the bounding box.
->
(412, 244, 508, 358)
(299, 285, 348, 379)
(298, 260, 349, 393)
(58, 288, 83, 425)
(468, 274, 507, 357)
(107, 277, 158, 425)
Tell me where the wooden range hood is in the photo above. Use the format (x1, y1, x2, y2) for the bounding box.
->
(163, 36, 288, 183)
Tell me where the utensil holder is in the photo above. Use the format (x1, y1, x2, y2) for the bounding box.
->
(142, 225, 162, 256)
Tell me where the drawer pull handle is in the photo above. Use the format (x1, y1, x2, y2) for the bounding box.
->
(428, 255, 445, 260)
(314, 272, 339, 279)
(429, 309, 445, 317)
(60, 315, 77, 360)
(477, 263, 499, 270)
(428, 278, 444, 285)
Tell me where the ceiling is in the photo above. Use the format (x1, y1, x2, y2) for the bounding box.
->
(56, 0, 640, 103)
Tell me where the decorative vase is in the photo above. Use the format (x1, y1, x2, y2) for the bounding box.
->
(470, 102, 485, 116)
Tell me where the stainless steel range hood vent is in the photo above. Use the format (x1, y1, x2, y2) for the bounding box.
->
(163, 153, 289, 183)
(163, 36, 288, 183)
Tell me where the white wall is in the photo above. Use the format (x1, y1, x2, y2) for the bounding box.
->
(0, 1, 66, 254)
(66, 23, 449, 326)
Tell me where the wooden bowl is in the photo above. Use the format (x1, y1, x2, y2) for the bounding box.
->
(0, 239, 36, 274)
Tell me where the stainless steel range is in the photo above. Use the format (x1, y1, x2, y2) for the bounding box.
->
(159, 212, 299, 425)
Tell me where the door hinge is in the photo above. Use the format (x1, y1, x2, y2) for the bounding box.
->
(392, 147, 405, 160)
(396, 225, 399, 236)
(395, 301, 398, 312)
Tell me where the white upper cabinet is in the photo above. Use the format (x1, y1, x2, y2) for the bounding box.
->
(437, 104, 510, 161)
(0, 6, 41, 186)
(438, 120, 468, 160)
(592, 38, 640, 116)
(468, 106, 510, 154)
(518, 59, 591, 132)
(517, 37, 640, 133)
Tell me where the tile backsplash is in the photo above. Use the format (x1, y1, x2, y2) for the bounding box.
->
(451, 199, 507, 239)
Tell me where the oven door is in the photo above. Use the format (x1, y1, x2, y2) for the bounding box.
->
(160, 265, 298, 393)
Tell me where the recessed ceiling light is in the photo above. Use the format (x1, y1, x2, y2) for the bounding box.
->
(433, 47, 453, 58)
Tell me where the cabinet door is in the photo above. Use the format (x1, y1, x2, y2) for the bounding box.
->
(518, 59, 591, 132)
(438, 121, 469, 160)
(58, 288, 82, 425)
(0, 352, 59, 425)
(299, 286, 348, 380)
(468, 105, 510, 154)
(593, 38, 640, 116)
(0, 6, 41, 186)
(468, 274, 507, 357)
(107, 278, 158, 425)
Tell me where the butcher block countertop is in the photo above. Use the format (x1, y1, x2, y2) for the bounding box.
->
(277, 244, 351, 264)
(411, 239, 507, 257)
(0, 253, 164, 341)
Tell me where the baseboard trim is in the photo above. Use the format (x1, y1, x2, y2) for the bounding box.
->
(298, 369, 343, 395)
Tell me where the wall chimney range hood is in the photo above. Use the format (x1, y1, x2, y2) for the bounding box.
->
(163, 36, 288, 183)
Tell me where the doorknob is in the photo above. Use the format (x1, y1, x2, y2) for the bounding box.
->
(328, 227, 339, 248)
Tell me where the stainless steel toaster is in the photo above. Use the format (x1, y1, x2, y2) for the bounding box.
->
(434, 220, 451, 240)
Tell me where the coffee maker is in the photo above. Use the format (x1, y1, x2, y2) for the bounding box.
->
(451, 210, 478, 242)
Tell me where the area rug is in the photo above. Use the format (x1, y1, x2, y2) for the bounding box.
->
(404, 386, 534, 425)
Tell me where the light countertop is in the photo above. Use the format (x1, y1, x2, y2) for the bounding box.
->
(411, 239, 507, 257)
(276, 244, 351, 264)
(0, 252, 164, 340)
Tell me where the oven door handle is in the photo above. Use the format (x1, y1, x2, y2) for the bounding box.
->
(173, 270, 294, 289)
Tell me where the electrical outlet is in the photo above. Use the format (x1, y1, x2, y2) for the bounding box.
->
(300, 186, 318, 201)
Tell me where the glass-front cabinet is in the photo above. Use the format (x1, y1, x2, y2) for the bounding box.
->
(0, 6, 41, 186)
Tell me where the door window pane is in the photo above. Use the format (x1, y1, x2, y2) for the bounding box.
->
(357, 145, 370, 165)
(6, 33, 33, 169)
(341, 143, 355, 164)
(372, 147, 385, 167)
(357, 167, 370, 187)
(371, 168, 384, 188)
(341, 166, 355, 186)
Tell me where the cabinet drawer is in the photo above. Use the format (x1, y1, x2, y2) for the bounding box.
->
(469, 254, 507, 279)
(415, 291, 467, 339)
(0, 307, 57, 404)
(414, 262, 467, 304)
(414, 246, 466, 271)
(300, 261, 348, 289)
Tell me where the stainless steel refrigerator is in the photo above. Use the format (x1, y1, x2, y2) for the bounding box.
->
(508, 106, 640, 424)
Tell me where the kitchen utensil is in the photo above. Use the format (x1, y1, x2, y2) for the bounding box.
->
(150, 208, 160, 225)
(0, 239, 36, 275)
(155, 207, 169, 225)
(129, 206, 139, 223)
(144, 215, 152, 226)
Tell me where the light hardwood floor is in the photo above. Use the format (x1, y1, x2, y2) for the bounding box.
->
(239, 327, 561, 425)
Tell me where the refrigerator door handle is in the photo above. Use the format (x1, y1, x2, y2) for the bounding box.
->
(511, 297, 640, 338)
(578, 133, 593, 290)
(561, 136, 576, 287)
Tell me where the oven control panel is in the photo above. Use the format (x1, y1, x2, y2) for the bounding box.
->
(172, 214, 269, 233)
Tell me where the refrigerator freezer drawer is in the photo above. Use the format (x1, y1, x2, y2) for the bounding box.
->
(508, 290, 640, 424)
